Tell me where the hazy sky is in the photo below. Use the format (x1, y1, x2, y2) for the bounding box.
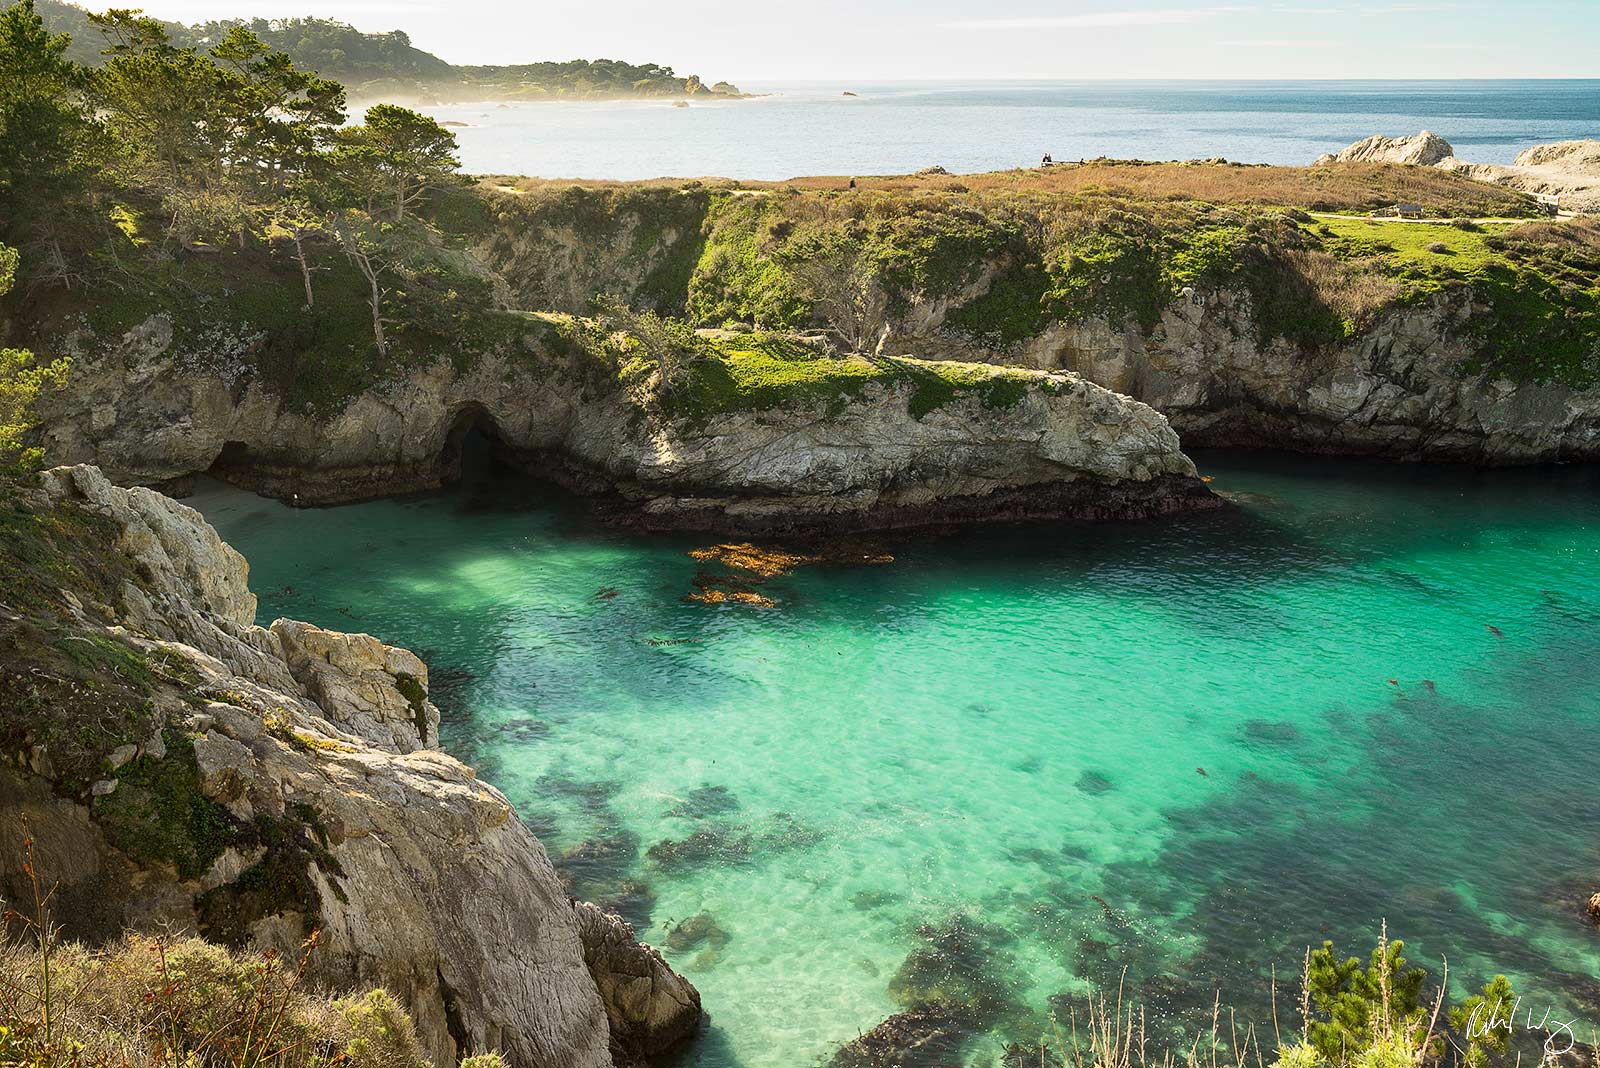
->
(120, 0, 1600, 81)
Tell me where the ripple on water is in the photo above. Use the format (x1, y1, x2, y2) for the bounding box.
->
(197, 452, 1600, 1068)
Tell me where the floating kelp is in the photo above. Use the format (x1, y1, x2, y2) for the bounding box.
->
(683, 540, 895, 606)
(688, 542, 817, 578)
(683, 576, 777, 608)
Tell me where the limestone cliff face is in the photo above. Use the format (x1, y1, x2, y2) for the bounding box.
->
(882, 290, 1600, 464)
(38, 321, 1215, 525)
(0, 465, 700, 1068)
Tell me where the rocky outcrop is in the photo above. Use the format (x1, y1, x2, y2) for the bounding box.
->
(38, 327, 1216, 527)
(1444, 140, 1600, 214)
(1314, 134, 1600, 213)
(883, 289, 1600, 464)
(574, 902, 702, 1062)
(1314, 130, 1455, 167)
(0, 465, 701, 1068)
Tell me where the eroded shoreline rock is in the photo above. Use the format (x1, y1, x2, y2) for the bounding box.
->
(0, 465, 701, 1068)
(40, 340, 1217, 526)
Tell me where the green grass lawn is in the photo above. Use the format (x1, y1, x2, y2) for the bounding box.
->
(667, 336, 1043, 421)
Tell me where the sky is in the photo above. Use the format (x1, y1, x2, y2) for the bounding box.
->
(114, 0, 1600, 82)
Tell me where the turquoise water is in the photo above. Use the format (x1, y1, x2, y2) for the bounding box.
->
(427, 80, 1600, 179)
(196, 451, 1600, 1066)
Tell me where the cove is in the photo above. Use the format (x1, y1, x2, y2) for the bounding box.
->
(194, 449, 1600, 1068)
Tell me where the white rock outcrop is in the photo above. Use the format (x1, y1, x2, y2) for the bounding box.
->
(1313, 130, 1455, 167)
(2, 465, 701, 1068)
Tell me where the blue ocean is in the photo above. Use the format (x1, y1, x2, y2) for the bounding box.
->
(421, 79, 1600, 180)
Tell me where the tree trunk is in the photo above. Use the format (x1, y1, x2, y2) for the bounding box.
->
(292, 230, 315, 308)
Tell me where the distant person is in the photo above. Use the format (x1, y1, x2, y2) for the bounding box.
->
(1042, 152, 1053, 167)
(849, 177, 857, 190)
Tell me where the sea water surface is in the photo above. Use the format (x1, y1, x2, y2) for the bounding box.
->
(423, 80, 1600, 180)
(198, 452, 1600, 1067)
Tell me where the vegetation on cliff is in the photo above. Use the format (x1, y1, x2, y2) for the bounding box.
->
(4, 0, 1595, 432)
(0, 836, 500, 1068)
(489, 173, 1599, 390)
(1, 0, 526, 412)
(33, 0, 741, 102)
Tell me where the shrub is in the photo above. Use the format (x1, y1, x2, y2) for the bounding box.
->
(0, 828, 431, 1068)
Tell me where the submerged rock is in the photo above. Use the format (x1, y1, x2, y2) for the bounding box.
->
(664, 911, 730, 953)
(828, 1006, 971, 1068)
(665, 783, 742, 820)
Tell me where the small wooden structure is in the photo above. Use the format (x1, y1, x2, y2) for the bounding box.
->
(1396, 203, 1424, 220)
(1534, 193, 1561, 216)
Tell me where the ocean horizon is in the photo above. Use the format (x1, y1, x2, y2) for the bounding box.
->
(418, 78, 1600, 181)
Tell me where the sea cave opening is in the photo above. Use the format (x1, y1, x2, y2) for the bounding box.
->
(441, 404, 515, 487)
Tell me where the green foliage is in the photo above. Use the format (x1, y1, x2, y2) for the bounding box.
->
(460, 1054, 510, 1068)
(93, 731, 240, 880)
(34, 1, 736, 101)
(687, 193, 810, 328)
(942, 257, 1051, 350)
(1448, 974, 1516, 1066)
(337, 989, 430, 1068)
(331, 103, 459, 221)
(1046, 229, 1170, 330)
(393, 671, 428, 739)
(0, 928, 434, 1068)
(0, 0, 99, 272)
(648, 333, 1040, 423)
(1273, 1043, 1324, 1068)
(1305, 937, 1429, 1063)
(0, 345, 70, 475)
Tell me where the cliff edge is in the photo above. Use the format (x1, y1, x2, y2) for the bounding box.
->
(0, 464, 700, 1067)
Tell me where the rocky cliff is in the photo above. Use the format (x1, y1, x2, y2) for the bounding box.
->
(36, 323, 1216, 528)
(884, 288, 1600, 463)
(15, 168, 1598, 502)
(0, 465, 700, 1067)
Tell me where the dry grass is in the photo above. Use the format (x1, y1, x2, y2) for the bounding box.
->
(483, 161, 1540, 218)
(0, 826, 503, 1068)
(1280, 249, 1404, 333)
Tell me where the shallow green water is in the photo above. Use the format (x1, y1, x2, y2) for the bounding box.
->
(197, 450, 1600, 1067)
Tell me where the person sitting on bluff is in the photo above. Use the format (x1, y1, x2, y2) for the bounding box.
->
(1042, 152, 1053, 167)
